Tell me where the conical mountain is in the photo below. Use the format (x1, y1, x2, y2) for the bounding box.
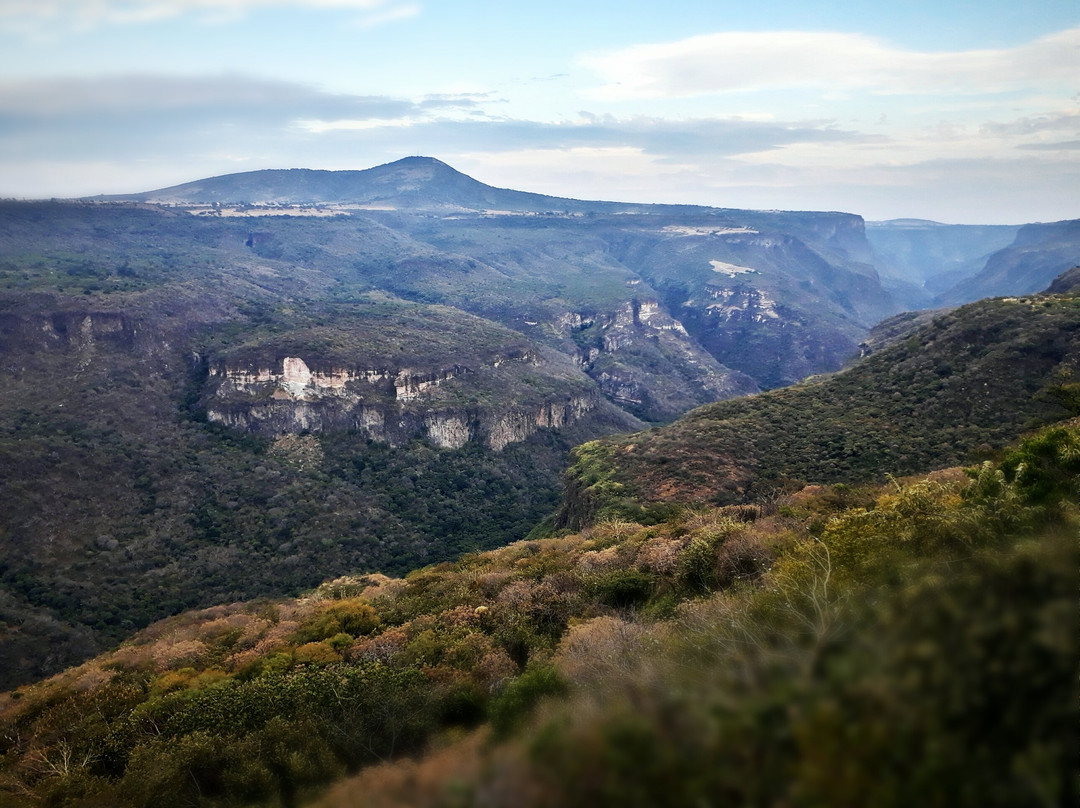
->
(97, 156, 591, 212)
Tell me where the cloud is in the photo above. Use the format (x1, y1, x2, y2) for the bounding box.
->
(350, 2, 418, 28)
(0, 74, 402, 117)
(1017, 140, 1080, 150)
(296, 113, 866, 159)
(583, 26, 1080, 99)
(0, 74, 447, 165)
(0, 0, 416, 36)
(980, 112, 1080, 137)
(0, 70, 1074, 223)
(0, 71, 875, 177)
(0, 70, 874, 200)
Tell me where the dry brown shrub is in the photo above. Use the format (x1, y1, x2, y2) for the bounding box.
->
(495, 580, 534, 609)
(684, 511, 743, 543)
(718, 503, 762, 522)
(590, 519, 643, 545)
(71, 666, 112, 693)
(475, 648, 519, 692)
(312, 731, 489, 808)
(356, 573, 408, 601)
(351, 628, 408, 663)
(223, 618, 299, 670)
(436, 605, 483, 630)
(555, 615, 648, 687)
(576, 545, 620, 573)
(714, 531, 773, 586)
(196, 617, 238, 641)
(634, 536, 688, 575)
(478, 570, 511, 598)
(786, 484, 825, 506)
(106, 644, 153, 671)
(151, 638, 207, 670)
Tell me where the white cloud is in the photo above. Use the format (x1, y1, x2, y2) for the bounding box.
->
(350, 2, 418, 29)
(297, 116, 421, 132)
(583, 27, 1080, 99)
(0, 0, 415, 36)
(453, 146, 697, 204)
(0, 73, 417, 117)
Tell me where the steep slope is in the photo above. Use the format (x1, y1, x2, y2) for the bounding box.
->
(1047, 265, 1080, 294)
(1, 422, 1074, 808)
(95, 156, 901, 394)
(0, 201, 646, 688)
(559, 276, 1080, 526)
(866, 219, 1020, 307)
(0, 161, 895, 683)
(939, 219, 1080, 304)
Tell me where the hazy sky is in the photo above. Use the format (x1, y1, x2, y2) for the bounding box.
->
(0, 0, 1077, 222)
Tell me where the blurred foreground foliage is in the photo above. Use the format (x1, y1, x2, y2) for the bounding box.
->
(2, 423, 1077, 807)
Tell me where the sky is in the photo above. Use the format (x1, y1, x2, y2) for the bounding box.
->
(0, 0, 1077, 223)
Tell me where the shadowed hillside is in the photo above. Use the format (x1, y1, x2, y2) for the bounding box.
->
(558, 276, 1080, 527)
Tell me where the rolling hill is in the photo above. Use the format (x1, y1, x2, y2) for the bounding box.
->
(1, 278, 1075, 807)
(0, 159, 893, 686)
(558, 275, 1080, 527)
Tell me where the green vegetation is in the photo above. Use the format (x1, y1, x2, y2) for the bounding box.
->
(1, 422, 1075, 807)
(1, 188, 1077, 806)
(561, 292, 1080, 524)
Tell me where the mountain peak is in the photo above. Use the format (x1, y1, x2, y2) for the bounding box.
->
(99, 156, 546, 210)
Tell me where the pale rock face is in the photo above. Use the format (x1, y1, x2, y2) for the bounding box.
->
(635, 300, 689, 335)
(281, 356, 313, 397)
(211, 358, 396, 400)
(425, 414, 471, 449)
(593, 371, 644, 406)
(486, 396, 596, 451)
(355, 407, 385, 433)
(709, 260, 758, 278)
(613, 303, 636, 329)
(205, 352, 591, 452)
(705, 287, 780, 322)
(395, 368, 456, 401)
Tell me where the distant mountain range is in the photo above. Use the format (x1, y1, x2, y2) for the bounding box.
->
(558, 269, 1080, 526)
(866, 217, 1079, 309)
(0, 156, 1076, 688)
(2, 269, 1075, 808)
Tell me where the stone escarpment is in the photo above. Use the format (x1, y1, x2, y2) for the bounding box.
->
(556, 298, 758, 421)
(205, 352, 600, 451)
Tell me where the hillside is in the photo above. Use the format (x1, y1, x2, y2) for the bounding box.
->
(558, 280, 1080, 527)
(1, 264, 1076, 807)
(2, 160, 1073, 688)
(866, 219, 1019, 307)
(0, 161, 906, 685)
(89, 156, 901, 394)
(939, 219, 1080, 304)
(0, 419, 1074, 808)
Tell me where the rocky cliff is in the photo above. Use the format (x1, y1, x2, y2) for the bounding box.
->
(203, 341, 614, 451)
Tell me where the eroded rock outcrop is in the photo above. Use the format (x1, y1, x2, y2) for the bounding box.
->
(205, 351, 600, 451)
(553, 298, 758, 422)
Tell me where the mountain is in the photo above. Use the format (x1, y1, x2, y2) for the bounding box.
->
(1046, 265, 1080, 294)
(866, 219, 1019, 302)
(938, 219, 1080, 304)
(0, 159, 902, 685)
(558, 272, 1080, 526)
(96, 157, 589, 213)
(865, 218, 1080, 309)
(1, 330, 1074, 808)
(109, 156, 898, 393)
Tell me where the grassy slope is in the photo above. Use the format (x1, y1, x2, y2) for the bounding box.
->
(558, 291, 1080, 526)
(0, 208, 637, 689)
(0, 422, 1075, 807)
